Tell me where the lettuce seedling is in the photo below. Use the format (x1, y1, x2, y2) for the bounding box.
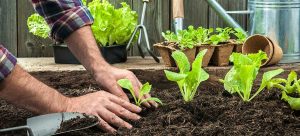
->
(117, 79, 162, 106)
(162, 31, 178, 42)
(233, 28, 248, 44)
(209, 27, 234, 45)
(220, 51, 284, 102)
(164, 49, 209, 102)
(195, 27, 214, 45)
(281, 91, 300, 110)
(265, 71, 300, 110)
(177, 28, 196, 49)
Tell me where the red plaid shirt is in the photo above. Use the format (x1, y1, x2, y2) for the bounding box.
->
(0, 0, 94, 80)
(31, 0, 94, 42)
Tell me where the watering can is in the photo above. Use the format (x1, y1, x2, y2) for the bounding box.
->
(206, 0, 300, 63)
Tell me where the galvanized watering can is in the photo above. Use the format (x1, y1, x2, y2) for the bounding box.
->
(206, 0, 300, 63)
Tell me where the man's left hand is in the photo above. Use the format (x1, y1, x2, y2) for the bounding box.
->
(93, 66, 158, 108)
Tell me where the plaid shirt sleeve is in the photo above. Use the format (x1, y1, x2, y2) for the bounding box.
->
(0, 44, 17, 80)
(31, 0, 94, 42)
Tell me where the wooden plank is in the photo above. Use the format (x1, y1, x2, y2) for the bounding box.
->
(0, 0, 17, 56)
(17, 0, 53, 57)
(208, 0, 229, 28)
(228, 0, 248, 30)
(183, 0, 209, 28)
(131, 0, 171, 56)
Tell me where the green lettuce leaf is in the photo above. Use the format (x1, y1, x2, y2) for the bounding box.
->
(88, 0, 138, 46)
(282, 91, 300, 110)
(117, 79, 162, 106)
(164, 49, 209, 102)
(27, 13, 50, 39)
(221, 51, 274, 102)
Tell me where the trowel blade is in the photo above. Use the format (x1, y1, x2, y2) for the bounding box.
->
(27, 112, 98, 136)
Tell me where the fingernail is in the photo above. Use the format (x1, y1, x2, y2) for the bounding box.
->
(137, 115, 141, 120)
(128, 124, 133, 129)
(137, 107, 142, 112)
(154, 103, 158, 108)
(146, 103, 151, 108)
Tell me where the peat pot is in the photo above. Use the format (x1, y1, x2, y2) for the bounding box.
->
(100, 45, 127, 64)
(53, 44, 80, 64)
(210, 43, 234, 66)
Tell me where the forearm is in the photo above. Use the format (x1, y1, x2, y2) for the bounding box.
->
(0, 65, 69, 114)
(65, 26, 111, 76)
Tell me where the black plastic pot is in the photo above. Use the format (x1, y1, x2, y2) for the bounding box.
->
(100, 45, 127, 64)
(53, 44, 80, 64)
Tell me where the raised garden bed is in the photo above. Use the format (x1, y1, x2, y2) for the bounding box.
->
(1, 69, 300, 135)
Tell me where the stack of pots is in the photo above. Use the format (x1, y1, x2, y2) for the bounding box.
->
(155, 34, 283, 67)
(242, 34, 283, 66)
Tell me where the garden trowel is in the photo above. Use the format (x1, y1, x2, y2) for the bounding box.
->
(173, 0, 184, 34)
(0, 112, 98, 136)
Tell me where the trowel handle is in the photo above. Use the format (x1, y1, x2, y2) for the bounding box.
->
(173, 0, 184, 18)
(0, 125, 34, 136)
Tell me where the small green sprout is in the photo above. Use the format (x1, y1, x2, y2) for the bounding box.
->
(195, 27, 214, 45)
(164, 49, 209, 102)
(209, 27, 234, 45)
(220, 51, 284, 102)
(162, 31, 178, 42)
(233, 28, 248, 44)
(117, 79, 162, 106)
(265, 71, 300, 110)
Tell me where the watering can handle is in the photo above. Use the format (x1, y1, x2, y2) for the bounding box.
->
(205, 0, 247, 34)
(0, 125, 34, 136)
(173, 0, 184, 18)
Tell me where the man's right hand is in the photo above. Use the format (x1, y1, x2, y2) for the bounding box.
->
(65, 91, 142, 133)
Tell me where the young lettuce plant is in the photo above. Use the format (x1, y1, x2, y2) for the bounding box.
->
(177, 29, 195, 50)
(164, 49, 209, 102)
(209, 27, 234, 45)
(233, 28, 248, 44)
(220, 51, 284, 102)
(162, 26, 202, 50)
(195, 27, 214, 45)
(162, 31, 178, 42)
(265, 71, 300, 110)
(117, 79, 162, 106)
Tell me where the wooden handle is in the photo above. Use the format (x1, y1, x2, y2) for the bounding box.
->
(172, 0, 184, 18)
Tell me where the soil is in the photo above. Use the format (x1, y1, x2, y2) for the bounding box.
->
(56, 113, 98, 134)
(0, 70, 300, 136)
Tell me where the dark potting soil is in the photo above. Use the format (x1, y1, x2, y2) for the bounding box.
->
(56, 113, 98, 134)
(0, 71, 300, 136)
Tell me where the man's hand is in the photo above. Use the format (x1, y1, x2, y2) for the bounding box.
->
(0, 65, 142, 133)
(93, 66, 158, 108)
(66, 91, 141, 133)
(65, 26, 157, 108)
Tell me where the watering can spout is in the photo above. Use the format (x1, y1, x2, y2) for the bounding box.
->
(205, 0, 247, 34)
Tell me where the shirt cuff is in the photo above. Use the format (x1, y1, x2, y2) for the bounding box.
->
(0, 44, 17, 80)
(51, 6, 94, 42)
